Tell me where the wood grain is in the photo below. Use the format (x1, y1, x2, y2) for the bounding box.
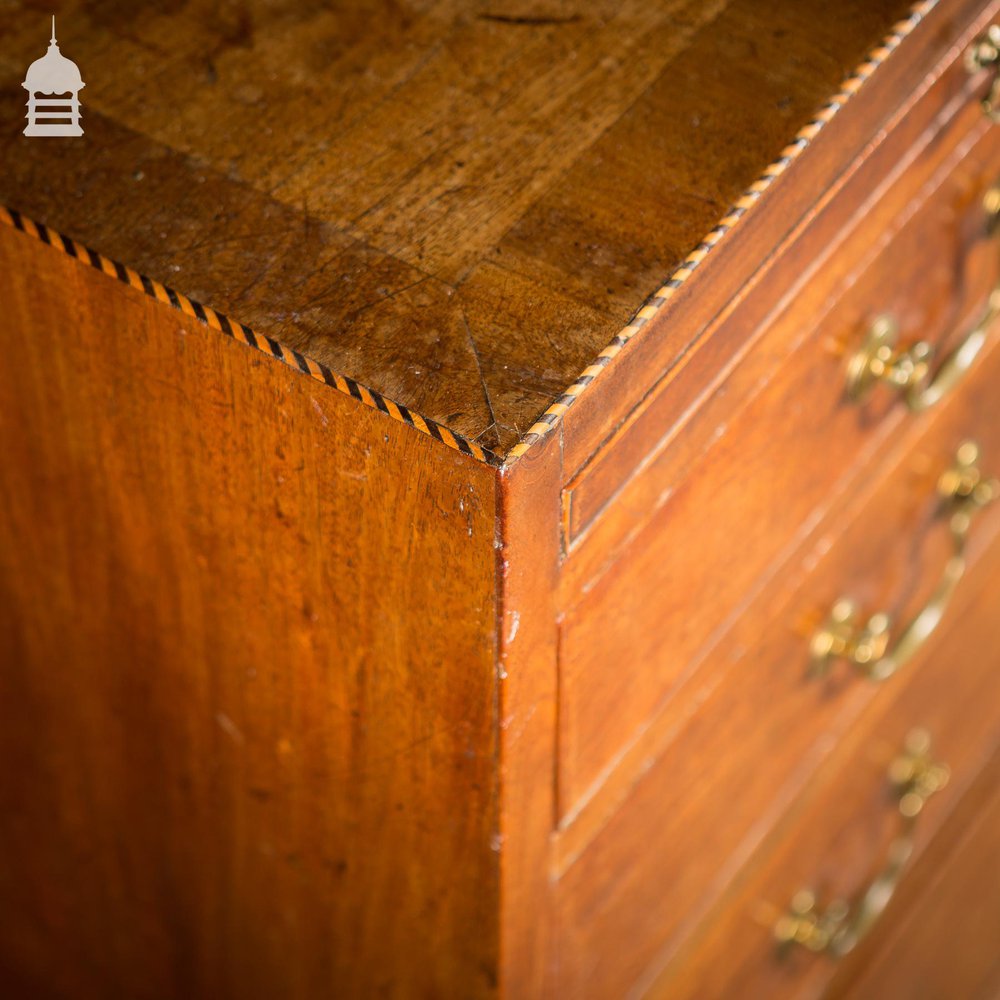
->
(564, 92, 1000, 545)
(497, 430, 563, 997)
(830, 746, 1000, 1000)
(553, 309, 1000, 996)
(0, 0, 918, 454)
(558, 0, 998, 474)
(646, 541, 1000, 1000)
(2, 1, 999, 996)
(0, 225, 500, 999)
(557, 110, 1000, 816)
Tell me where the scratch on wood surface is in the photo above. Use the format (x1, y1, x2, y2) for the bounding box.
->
(506, 609, 520, 644)
(479, 13, 583, 25)
(462, 309, 499, 448)
(215, 711, 245, 745)
(309, 395, 329, 426)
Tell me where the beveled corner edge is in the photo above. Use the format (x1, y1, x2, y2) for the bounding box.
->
(503, 0, 938, 467)
(0, 203, 504, 468)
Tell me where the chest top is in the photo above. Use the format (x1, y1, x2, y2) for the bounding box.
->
(1, 0, 919, 461)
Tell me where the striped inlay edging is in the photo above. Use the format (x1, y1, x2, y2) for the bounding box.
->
(2, 0, 934, 470)
(504, 0, 937, 462)
(0, 203, 500, 467)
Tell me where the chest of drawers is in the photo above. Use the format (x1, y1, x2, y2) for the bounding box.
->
(2, 1, 1000, 997)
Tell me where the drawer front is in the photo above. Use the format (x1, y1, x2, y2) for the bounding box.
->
(644, 548, 1000, 1000)
(553, 322, 1000, 998)
(556, 109, 1000, 818)
(829, 749, 1000, 1000)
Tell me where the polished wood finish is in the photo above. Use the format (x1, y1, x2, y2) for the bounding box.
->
(497, 434, 562, 997)
(558, 0, 1000, 472)
(556, 0, 1000, 590)
(649, 546, 1000, 1000)
(558, 107, 1000, 813)
(0, 226, 499, 998)
(555, 311, 1000, 997)
(3, 0, 1000, 997)
(562, 15, 1000, 542)
(0, 0, 921, 454)
(831, 746, 1000, 1000)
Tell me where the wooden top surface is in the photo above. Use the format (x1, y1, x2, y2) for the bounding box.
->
(1, 0, 916, 456)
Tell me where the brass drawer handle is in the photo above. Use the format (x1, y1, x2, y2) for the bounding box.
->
(968, 25, 1000, 123)
(775, 729, 949, 958)
(810, 442, 997, 682)
(845, 297, 997, 412)
(846, 185, 1000, 411)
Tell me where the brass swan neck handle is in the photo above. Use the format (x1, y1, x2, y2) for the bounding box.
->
(775, 729, 949, 958)
(847, 179, 1000, 412)
(809, 442, 997, 682)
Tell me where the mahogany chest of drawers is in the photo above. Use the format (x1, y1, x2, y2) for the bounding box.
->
(2, 1, 1000, 997)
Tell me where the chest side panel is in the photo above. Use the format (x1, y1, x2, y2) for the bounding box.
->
(0, 225, 500, 999)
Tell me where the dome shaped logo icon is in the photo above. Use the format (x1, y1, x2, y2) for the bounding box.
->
(22, 17, 85, 137)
